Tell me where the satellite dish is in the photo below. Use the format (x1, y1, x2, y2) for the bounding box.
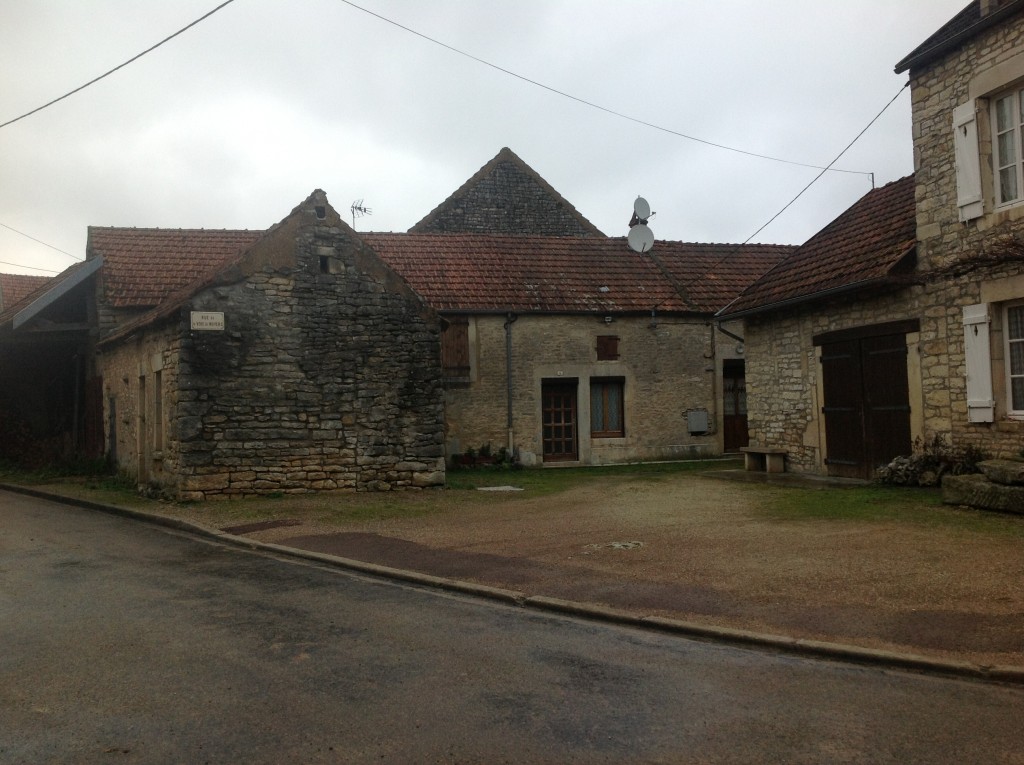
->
(633, 196, 651, 221)
(628, 224, 654, 253)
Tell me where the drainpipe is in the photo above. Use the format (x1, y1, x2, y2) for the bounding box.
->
(504, 313, 518, 454)
(715, 321, 744, 347)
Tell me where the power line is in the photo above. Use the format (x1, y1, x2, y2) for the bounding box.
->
(0, 0, 237, 130)
(0, 259, 60, 274)
(337, 0, 874, 178)
(0, 223, 81, 260)
(741, 81, 909, 244)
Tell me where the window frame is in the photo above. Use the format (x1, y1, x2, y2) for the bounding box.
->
(590, 377, 625, 439)
(991, 87, 1024, 209)
(1004, 300, 1024, 417)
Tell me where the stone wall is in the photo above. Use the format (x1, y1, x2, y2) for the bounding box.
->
(99, 323, 182, 488)
(445, 313, 737, 466)
(101, 195, 446, 499)
(909, 12, 1024, 457)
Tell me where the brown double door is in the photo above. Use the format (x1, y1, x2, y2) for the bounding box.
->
(820, 333, 911, 479)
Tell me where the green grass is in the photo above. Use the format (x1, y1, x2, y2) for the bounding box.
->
(763, 482, 1024, 537)
(446, 458, 742, 495)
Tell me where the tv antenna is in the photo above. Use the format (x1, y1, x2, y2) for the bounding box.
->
(627, 196, 655, 253)
(350, 199, 372, 229)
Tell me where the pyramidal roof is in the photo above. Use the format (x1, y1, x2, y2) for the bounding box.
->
(409, 147, 605, 237)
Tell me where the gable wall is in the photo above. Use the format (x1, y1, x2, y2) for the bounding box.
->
(910, 11, 1024, 456)
(446, 313, 735, 465)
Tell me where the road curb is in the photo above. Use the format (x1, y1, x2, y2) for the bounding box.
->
(5, 482, 1023, 686)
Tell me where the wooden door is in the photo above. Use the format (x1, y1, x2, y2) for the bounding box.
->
(861, 334, 912, 471)
(722, 360, 748, 452)
(820, 334, 911, 479)
(542, 380, 578, 461)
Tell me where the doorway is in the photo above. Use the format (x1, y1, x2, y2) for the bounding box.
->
(541, 380, 578, 462)
(722, 360, 748, 452)
(819, 326, 913, 479)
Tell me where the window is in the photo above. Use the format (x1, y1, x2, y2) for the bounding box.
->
(992, 89, 1024, 206)
(153, 370, 163, 453)
(596, 335, 619, 361)
(1006, 302, 1024, 414)
(590, 377, 624, 438)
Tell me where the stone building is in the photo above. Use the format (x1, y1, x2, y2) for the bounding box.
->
(0, 192, 446, 498)
(382, 148, 790, 465)
(719, 0, 1024, 478)
(0, 148, 790, 482)
(367, 233, 789, 465)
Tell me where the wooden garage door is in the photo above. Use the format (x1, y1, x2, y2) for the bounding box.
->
(820, 332, 911, 479)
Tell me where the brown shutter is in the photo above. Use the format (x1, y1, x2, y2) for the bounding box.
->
(441, 317, 470, 379)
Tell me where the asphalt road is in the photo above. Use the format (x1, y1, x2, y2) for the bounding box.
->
(3, 490, 1024, 764)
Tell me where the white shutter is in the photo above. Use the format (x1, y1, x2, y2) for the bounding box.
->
(963, 303, 995, 422)
(953, 102, 984, 222)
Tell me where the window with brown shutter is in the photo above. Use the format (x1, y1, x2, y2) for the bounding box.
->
(441, 317, 471, 382)
(591, 377, 624, 438)
(596, 335, 619, 361)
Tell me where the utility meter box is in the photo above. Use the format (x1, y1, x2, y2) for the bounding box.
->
(686, 409, 709, 435)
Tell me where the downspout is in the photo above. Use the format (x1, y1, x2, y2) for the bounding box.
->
(504, 313, 518, 455)
(716, 321, 744, 346)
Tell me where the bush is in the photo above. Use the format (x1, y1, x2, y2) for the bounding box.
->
(875, 435, 988, 487)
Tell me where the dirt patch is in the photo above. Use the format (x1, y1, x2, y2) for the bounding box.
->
(221, 519, 302, 535)
(175, 473, 1024, 666)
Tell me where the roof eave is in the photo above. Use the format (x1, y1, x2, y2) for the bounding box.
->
(895, 0, 1024, 74)
(11, 256, 103, 330)
(715, 276, 902, 322)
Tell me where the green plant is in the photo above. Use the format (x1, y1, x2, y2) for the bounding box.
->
(875, 435, 988, 487)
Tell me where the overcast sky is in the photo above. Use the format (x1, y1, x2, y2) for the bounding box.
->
(1, 1, 967, 277)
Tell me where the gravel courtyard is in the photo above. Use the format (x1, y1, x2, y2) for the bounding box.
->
(159, 468, 1024, 668)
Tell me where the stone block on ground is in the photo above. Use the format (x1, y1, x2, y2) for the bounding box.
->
(942, 473, 1024, 514)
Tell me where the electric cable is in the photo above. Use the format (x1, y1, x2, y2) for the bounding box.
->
(0, 260, 60, 274)
(337, 0, 874, 177)
(0, 0, 237, 130)
(0, 223, 80, 260)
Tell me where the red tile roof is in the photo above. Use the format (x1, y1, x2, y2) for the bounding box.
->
(0, 273, 52, 310)
(83, 226, 789, 331)
(718, 175, 916, 318)
(87, 227, 262, 308)
(365, 233, 790, 314)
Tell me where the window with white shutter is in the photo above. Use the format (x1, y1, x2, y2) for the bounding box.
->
(963, 303, 995, 422)
(953, 102, 984, 222)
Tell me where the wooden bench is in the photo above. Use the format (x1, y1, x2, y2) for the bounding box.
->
(740, 446, 787, 473)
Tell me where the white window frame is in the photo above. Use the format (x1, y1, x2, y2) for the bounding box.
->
(1004, 300, 1024, 417)
(991, 88, 1024, 209)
